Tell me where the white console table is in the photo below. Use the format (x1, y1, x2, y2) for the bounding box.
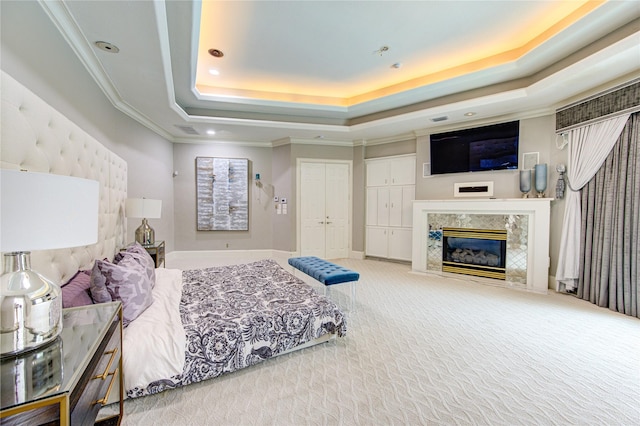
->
(412, 198, 552, 293)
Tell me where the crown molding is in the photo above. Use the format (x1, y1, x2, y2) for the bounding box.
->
(37, 0, 174, 142)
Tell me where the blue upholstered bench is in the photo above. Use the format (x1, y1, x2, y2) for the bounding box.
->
(288, 256, 359, 310)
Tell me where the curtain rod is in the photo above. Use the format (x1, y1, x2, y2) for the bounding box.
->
(555, 105, 639, 134)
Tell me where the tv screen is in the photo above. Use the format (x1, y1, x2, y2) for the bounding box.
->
(430, 121, 519, 175)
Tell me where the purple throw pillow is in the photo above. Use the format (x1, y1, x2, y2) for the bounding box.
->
(115, 242, 156, 287)
(61, 270, 94, 308)
(90, 262, 114, 303)
(90, 257, 154, 327)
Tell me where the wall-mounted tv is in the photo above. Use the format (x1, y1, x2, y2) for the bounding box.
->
(430, 120, 519, 175)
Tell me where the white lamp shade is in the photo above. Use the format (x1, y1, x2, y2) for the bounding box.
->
(1, 169, 99, 252)
(126, 198, 162, 219)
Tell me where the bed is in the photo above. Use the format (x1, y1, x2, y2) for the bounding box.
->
(86, 253, 347, 400)
(2, 71, 346, 401)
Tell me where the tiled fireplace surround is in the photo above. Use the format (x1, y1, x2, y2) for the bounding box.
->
(412, 199, 552, 293)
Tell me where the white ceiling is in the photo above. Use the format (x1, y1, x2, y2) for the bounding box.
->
(39, 0, 640, 146)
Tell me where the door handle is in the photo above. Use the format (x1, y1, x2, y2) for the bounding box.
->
(318, 221, 325, 224)
(326, 221, 332, 224)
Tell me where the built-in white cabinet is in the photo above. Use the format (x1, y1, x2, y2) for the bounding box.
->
(365, 155, 415, 187)
(365, 155, 415, 261)
(366, 227, 413, 260)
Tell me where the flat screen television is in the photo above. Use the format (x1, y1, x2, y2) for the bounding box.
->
(430, 120, 519, 175)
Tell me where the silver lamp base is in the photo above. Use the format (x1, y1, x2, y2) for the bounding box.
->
(135, 218, 155, 245)
(0, 252, 62, 356)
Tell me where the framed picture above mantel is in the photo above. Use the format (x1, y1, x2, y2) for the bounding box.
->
(196, 157, 249, 231)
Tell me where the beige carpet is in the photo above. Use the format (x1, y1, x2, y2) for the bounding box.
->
(105, 256, 640, 425)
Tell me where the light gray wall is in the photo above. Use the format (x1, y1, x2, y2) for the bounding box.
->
(1, 0, 175, 251)
(352, 145, 366, 252)
(172, 143, 273, 251)
(271, 144, 293, 251)
(416, 116, 554, 200)
(365, 139, 417, 159)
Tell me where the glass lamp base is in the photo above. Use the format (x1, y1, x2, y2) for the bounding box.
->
(0, 252, 62, 356)
(135, 218, 155, 245)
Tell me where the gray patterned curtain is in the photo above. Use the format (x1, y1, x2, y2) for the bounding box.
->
(578, 112, 639, 317)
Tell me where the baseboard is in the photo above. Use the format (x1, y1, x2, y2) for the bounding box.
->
(166, 249, 361, 265)
(350, 250, 365, 260)
(166, 249, 295, 264)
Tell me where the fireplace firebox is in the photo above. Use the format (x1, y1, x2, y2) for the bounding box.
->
(442, 227, 507, 280)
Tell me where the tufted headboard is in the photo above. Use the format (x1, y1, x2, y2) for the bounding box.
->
(1, 71, 127, 285)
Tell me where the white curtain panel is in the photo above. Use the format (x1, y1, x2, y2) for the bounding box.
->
(555, 114, 631, 291)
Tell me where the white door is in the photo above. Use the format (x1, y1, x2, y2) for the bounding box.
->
(300, 162, 350, 259)
(300, 163, 327, 257)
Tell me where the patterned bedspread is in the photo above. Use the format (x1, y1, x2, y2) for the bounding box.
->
(127, 259, 346, 398)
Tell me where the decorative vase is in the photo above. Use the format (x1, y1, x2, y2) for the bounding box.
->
(519, 170, 531, 198)
(535, 163, 547, 198)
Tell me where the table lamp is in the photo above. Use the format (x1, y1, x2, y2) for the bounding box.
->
(1, 170, 99, 356)
(125, 198, 161, 245)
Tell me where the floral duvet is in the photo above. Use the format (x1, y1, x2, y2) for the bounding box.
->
(127, 259, 346, 398)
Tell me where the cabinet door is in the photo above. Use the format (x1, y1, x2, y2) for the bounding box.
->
(376, 187, 390, 226)
(389, 156, 416, 185)
(388, 187, 403, 227)
(366, 160, 389, 186)
(388, 228, 412, 261)
(366, 187, 378, 226)
(366, 227, 388, 258)
(401, 185, 415, 227)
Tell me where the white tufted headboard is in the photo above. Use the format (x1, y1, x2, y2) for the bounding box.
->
(1, 71, 127, 285)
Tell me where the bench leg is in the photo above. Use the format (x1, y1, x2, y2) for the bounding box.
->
(324, 282, 356, 313)
(350, 281, 356, 312)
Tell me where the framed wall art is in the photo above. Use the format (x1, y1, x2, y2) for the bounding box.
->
(196, 157, 249, 231)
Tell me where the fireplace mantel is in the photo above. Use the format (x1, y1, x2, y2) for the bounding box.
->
(412, 198, 552, 293)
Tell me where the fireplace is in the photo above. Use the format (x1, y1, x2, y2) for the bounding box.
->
(442, 227, 507, 280)
(412, 198, 551, 293)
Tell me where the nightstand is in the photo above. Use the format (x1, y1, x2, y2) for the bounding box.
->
(142, 240, 165, 268)
(1, 302, 123, 425)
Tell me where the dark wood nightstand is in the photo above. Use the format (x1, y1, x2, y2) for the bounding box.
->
(142, 240, 165, 268)
(1, 302, 123, 426)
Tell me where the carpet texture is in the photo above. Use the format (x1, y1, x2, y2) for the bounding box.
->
(105, 257, 640, 425)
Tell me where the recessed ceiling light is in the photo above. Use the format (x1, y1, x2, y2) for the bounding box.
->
(208, 48, 224, 58)
(464, 112, 476, 116)
(206, 130, 216, 136)
(209, 69, 220, 76)
(391, 62, 402, 69)
(95, 41, 119, 53)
